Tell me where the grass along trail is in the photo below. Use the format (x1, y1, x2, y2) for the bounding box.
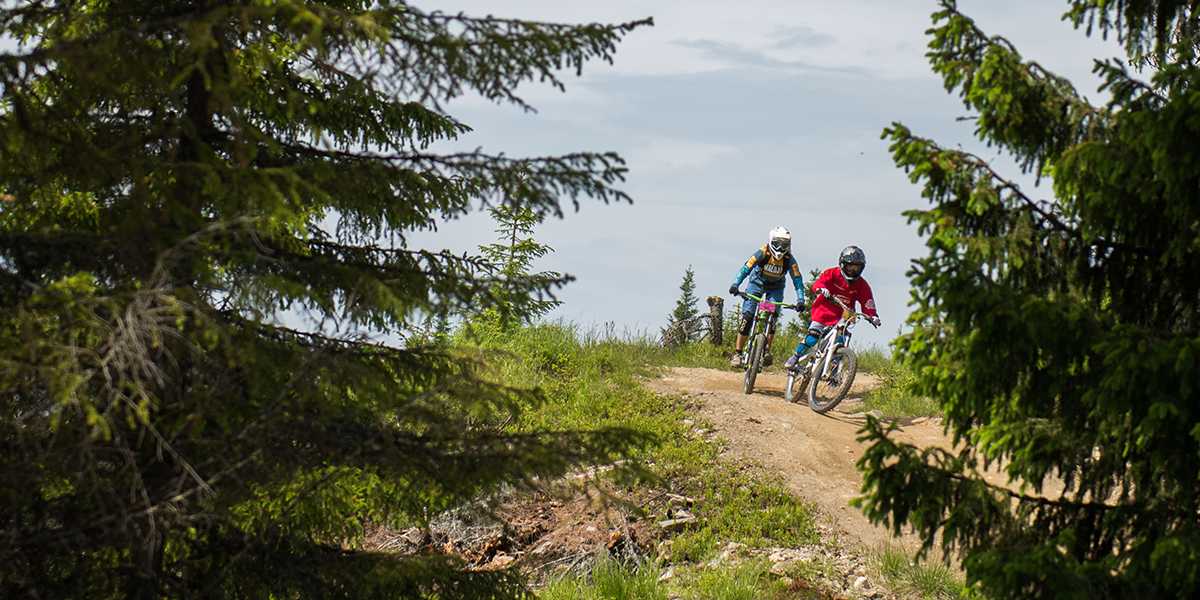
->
(389, 323, 978, 598)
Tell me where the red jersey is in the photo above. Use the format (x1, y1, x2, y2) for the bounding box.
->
(809, 267, 878, 326)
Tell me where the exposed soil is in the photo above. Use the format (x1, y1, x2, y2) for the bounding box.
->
(367, 364, 1042, 597)
(645, 366, 1018, 553)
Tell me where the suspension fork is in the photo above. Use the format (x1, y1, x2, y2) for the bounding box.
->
(764, 307, 781, 337)
(816, 327, 840, 377)
(741, 308, 765, 358)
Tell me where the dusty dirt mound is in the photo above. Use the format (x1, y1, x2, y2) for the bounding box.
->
(644, 366, 947, 551)
(361, 366, 957, 598)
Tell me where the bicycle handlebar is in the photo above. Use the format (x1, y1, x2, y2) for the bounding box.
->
(824, 292, 879, 329)
(737, 291, 804, 311)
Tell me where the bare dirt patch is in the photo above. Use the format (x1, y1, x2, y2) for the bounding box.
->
(363, 366, 959, 597)
(645, 366, 953, 552)
(645, 366, 1054, 556)
(370, 363, 909, 560)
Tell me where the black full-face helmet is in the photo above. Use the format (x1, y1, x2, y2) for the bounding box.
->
(839, 245, 866, 281)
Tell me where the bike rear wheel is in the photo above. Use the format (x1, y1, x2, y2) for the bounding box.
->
(807, 347, 857, 414)
(742, 333, 766, 394)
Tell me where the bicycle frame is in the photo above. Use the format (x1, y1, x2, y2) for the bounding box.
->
(814, 315, 854, 374)
(737, 291, 798, 394)
(782, 322, 843, 384)
(784, 293, 876, 407)
(739, 292, 783, 352)
(787, 310, 858, 374)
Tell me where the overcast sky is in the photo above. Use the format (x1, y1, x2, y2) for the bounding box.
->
(405, 0, 1125, 348)
(0, 3, 1124, 349)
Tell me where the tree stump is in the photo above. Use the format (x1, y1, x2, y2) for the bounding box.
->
(706, 296, 724, 346)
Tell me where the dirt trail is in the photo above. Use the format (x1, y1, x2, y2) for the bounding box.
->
(647, 367, 1019, 552)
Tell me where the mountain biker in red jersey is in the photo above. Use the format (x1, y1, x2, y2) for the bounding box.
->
(784, 245, 881, 371)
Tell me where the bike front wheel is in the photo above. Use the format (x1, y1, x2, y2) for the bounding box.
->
(742, 333, 766, 394)
(783, 362, 810, 403)
(807, 347, 858, 414)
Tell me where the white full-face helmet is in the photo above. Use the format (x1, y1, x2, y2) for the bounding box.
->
(768, 227, 792, 260)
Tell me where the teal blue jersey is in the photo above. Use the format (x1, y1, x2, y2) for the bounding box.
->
(732, 245, 803, 293)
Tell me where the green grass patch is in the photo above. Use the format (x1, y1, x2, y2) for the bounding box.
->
(704, 477, 817, 549)
(653, 331, 804, 372)
(772, 554, 838, 587)
(855, 346, 893, 375)
(687, 559, 784, 600)
(843, 347, 943, 419)
(669, 529, 720, 563)
(664, 467, 817, 565)
(658, 340, 731, 370)
(870, 544, 970, 600)
(458, 320, 822, 598)
(860, 364, 941, 418)
(540, 556, 668, 600)
(462, 319, 686, 445)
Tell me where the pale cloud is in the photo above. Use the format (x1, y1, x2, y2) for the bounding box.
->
(400, 1, 1128, 347)
(2, 2, 1128, 350)
(769, 25, 836, 50)
(672, 38, 867, 75)
(624, 138, 740, 174)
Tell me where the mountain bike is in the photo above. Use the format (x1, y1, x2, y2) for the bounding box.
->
(783, 294, 878, 413)
(736, 291, 801, 395)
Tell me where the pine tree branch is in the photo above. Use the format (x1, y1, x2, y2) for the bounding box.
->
(1094, 58, 1171, 106)
(0, 1, 648, 594)
(930, 457, 1124, 514)
(0, 4, 223, 69)
(930, 1, 1110, 175)
(890, 127, 1152, 256)
(955, 147, 1153, 256)
(1, 4, 652, 114)
(305, 239, 500, 274)
(278, 141, 628, 183)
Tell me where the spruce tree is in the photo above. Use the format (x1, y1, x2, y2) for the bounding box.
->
(663, 266, 699, 345)
(670, 266, 700, 327)
(780, 268, 819, 347)
(800, 266, 820, 325)
(0, 2, 649, 598)
(856, 2, 1200, 598)
(479, 203, 564, 322)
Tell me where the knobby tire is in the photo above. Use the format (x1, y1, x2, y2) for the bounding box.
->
(807, 347, 858, 414)
(784, 365, 809, 403)
(742, 333, 766, 394)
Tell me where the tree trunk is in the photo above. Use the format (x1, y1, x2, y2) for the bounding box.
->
(707, 296, 724, 346)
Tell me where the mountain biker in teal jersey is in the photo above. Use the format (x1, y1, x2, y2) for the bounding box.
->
(728, 227, 805, 368)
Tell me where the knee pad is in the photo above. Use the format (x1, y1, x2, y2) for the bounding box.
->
(739, 312, 754, 336)
(796, 325, 824, 355)
(806, 324, 830, 342)
(795, 333, 819, 355)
